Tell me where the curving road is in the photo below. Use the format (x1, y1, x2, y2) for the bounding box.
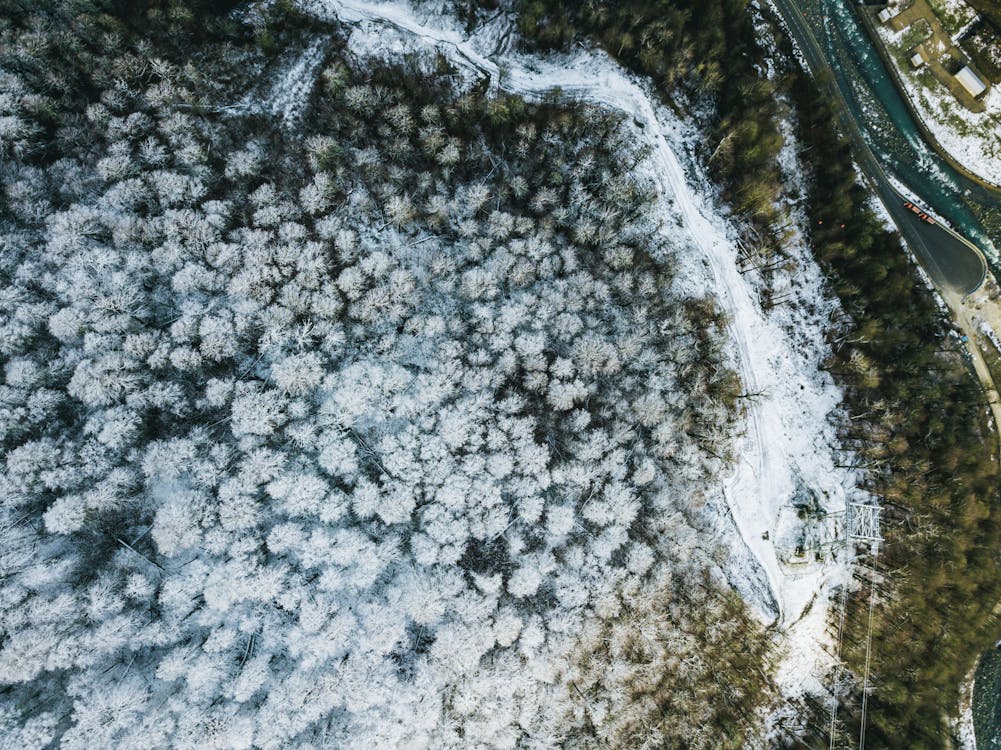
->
(769, 0, 987, 295)
(879, 180, 985, 296)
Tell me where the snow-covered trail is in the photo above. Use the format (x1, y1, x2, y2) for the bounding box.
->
(298, 0, 856, 692)
(241, 35, 329, 126)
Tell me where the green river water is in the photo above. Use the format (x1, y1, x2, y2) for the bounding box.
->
(976, 646, 1001, 748)
(801, 0, 1001, 258)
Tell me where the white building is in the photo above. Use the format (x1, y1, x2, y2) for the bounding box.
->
(878, 7, 894, 22)
(910, 52, 925, 68)
(955, 65, 988, 97)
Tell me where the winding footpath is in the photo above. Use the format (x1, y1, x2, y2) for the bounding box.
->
(303, 0, 787, 619)
(274, 0, 1001, 730)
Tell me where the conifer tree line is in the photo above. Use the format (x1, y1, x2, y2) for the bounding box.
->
(790, 70, 1000, 749)
(518, 0, 786, 237)
(0, 1, 774, 746)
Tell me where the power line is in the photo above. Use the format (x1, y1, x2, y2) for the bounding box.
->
(828, 504, 881, 749)
(828, 554, 850, 749)
(858, 542, 880, 750)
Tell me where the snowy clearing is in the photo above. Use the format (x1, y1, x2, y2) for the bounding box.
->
(240, 36, 330, 126)
(295, 0, 860, 697)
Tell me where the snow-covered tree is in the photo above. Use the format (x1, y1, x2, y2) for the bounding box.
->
(0, 7, 766, 748)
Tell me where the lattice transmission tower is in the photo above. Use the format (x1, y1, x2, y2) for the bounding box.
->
(829, 501, 883, 750)
(847, 502, 882, 543)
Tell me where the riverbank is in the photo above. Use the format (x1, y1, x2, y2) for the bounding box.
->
(974, 646, 1001, 747)
(859, 0, 1001, 191)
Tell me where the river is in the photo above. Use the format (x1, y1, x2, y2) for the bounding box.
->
(791, 0, 1001, 260)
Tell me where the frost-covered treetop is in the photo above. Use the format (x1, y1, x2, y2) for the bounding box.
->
(0, 4, 766, 748)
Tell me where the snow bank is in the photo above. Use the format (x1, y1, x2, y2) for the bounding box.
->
(978, 318, 1001, 354)
(957, 662, 979, 750)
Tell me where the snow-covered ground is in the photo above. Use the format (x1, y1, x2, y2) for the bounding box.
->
(240, 36, 329, 126)
(957, 663, 979, 750)
(293, 0, 861, 699)
(978, 316, 1001, 354)
(932, 0, 979, 34)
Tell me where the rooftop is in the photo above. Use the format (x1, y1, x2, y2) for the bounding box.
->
(955, 65, 988, 97)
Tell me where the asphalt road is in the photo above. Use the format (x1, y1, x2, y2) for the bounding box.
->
(878, 187, 986, 295)
(771, 0, 987, 295)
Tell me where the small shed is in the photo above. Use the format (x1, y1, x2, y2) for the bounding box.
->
(877, 7, 894, 22)
(910, 52, 925, 68)
(955, 65, 988, 97)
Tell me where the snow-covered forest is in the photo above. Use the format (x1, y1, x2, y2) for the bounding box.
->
(0, 2, 781, 747)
